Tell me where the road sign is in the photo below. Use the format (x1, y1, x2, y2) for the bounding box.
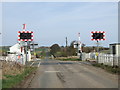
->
(91, 31, 105, 41)
(18, 31, 33, 41)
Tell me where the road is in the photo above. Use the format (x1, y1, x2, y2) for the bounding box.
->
(23, 58, 118, 88)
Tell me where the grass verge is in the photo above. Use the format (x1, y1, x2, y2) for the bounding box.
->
(2, 66, 37, 88)
(92, 63, 120, 74)
(59, 58, 80, 61)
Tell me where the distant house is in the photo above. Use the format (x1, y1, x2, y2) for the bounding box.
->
(7, 43, 31, 65)
(9, 43, 21, 54)
(109, 43, 120, 56)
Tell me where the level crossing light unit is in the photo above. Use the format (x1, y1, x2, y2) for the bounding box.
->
(18, 31, 33, 41)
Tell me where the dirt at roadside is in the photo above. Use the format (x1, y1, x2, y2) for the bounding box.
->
(55, 56, 78, 60)
(1, 61, 24, 78)
(14, 68, 37, 88)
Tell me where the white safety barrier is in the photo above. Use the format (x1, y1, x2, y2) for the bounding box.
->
(82, 52, 97, 61)
(0, 54, 25, 65)
(82, 53, 119, 66)
(0, 56, 7, 61)
(98, 53, 119, 66)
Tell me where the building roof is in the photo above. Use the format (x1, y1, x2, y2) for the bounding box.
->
(109, 43, 120, 45)
(9, 43, 21, 54)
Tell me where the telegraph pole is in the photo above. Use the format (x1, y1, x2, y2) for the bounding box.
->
(65, 37, 68, 56)
(66, 37, 68, 48)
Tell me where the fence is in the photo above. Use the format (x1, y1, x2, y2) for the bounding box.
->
(0, 56, 6, 61)
(82, 52, 97, 61)
(0, 54, 25, 65)
(82, 52, 119, 66)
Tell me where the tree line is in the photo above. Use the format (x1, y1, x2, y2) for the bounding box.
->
(50, 41, 109, 58)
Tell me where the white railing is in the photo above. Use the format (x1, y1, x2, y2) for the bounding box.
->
(82, 53, 119, 66)
(0, 54, 25, 65)
(98, 53, 119, 66)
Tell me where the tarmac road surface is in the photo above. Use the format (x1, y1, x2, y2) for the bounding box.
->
(22, 59, 118, 88)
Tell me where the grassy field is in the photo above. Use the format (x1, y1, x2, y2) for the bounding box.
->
(2, 66, 37, 88)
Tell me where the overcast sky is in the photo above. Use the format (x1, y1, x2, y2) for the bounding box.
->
(1, 2, 118, 47)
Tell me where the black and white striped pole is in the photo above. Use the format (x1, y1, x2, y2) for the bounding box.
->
(78, 33, 82, 60)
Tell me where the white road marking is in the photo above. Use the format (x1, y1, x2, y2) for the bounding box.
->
(78, 62, 81, 64)
(44, 71, 60, 73)
(30, 62, 34, 66)
(38, 62, 41, 67)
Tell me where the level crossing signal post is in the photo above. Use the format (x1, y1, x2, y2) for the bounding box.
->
(73, 33, 82, 61)
(91, 31, 105, 63)
(18, 24, 34, 65)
